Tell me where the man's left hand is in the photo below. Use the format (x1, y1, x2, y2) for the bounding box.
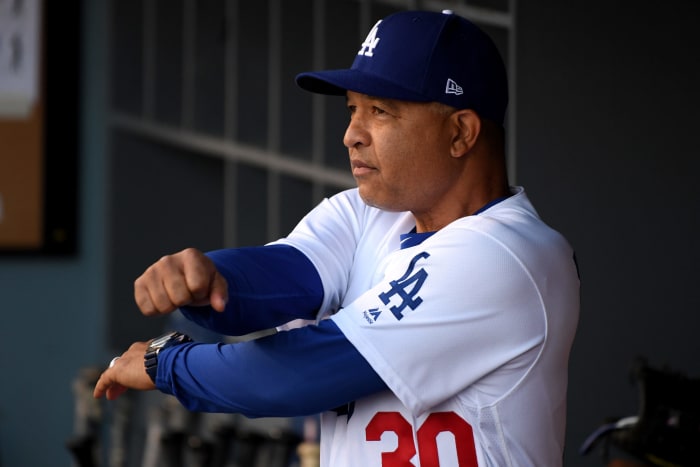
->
(93, 341, 155, 400)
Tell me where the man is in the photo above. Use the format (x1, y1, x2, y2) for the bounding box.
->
(95, 10, 580, 466)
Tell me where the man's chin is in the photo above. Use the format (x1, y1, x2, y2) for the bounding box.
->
(358, 190, 404, 213)
(357, 188, 379, 208)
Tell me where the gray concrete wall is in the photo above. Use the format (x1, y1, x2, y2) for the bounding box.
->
(516, 1, 700, 464)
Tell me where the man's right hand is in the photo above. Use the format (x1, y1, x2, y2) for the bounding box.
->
(134, 248, 228, 316)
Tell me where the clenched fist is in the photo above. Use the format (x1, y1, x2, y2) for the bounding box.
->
(134, 248, 228, 316)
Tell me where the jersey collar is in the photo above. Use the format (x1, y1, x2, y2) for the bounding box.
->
(400, 195, 511, 249)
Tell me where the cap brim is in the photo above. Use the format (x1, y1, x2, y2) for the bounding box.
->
(296, 69, 431, 103)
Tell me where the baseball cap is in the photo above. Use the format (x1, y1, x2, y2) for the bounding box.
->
(296, 10, 508, 124)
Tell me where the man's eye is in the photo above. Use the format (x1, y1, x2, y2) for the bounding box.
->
(372, 106, 386, 115)
(347, 105, 356, 115)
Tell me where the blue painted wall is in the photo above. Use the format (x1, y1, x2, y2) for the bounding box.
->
(0, 1, 108, 465)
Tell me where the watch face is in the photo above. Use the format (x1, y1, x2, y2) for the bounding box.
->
(148, 331, 192, 351)
(150, 333, 176, 350)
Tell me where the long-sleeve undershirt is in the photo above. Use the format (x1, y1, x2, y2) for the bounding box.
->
(178, 245, 325, 335)
(158, 244, 388, 416)
(157, 318, 387, 417)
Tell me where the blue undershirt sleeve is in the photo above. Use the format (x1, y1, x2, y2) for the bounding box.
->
(156, 319, 388, 417)
(178, 244, 324, 336)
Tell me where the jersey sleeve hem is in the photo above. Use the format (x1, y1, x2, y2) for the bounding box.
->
(331, 309, 431, 417)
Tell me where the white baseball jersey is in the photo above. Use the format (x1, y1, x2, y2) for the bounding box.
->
(274, 186, 580, 466)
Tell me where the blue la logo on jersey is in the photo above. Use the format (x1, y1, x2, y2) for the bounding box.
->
(376, 251, 430, 321)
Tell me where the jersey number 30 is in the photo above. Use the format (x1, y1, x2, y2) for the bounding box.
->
(366, 411, 478, 466)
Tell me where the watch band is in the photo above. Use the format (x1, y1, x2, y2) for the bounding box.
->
(144, 331, 192, 383)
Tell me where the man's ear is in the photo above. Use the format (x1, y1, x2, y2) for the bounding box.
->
(450, 109, 481, 158)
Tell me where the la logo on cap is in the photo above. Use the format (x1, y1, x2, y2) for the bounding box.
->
(358, 20, 382, 57)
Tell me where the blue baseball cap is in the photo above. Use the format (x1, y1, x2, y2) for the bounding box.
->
(296, 10, 508, 124)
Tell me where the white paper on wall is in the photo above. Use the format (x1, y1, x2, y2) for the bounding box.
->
(0, 0, 41, 119)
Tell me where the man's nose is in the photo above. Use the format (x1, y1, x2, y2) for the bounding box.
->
(343, 116, 370, 149)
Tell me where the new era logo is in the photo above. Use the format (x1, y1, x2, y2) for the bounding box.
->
(445, 78, 463, 95)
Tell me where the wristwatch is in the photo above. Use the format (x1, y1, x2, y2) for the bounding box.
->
(144, 331, 192, 383)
